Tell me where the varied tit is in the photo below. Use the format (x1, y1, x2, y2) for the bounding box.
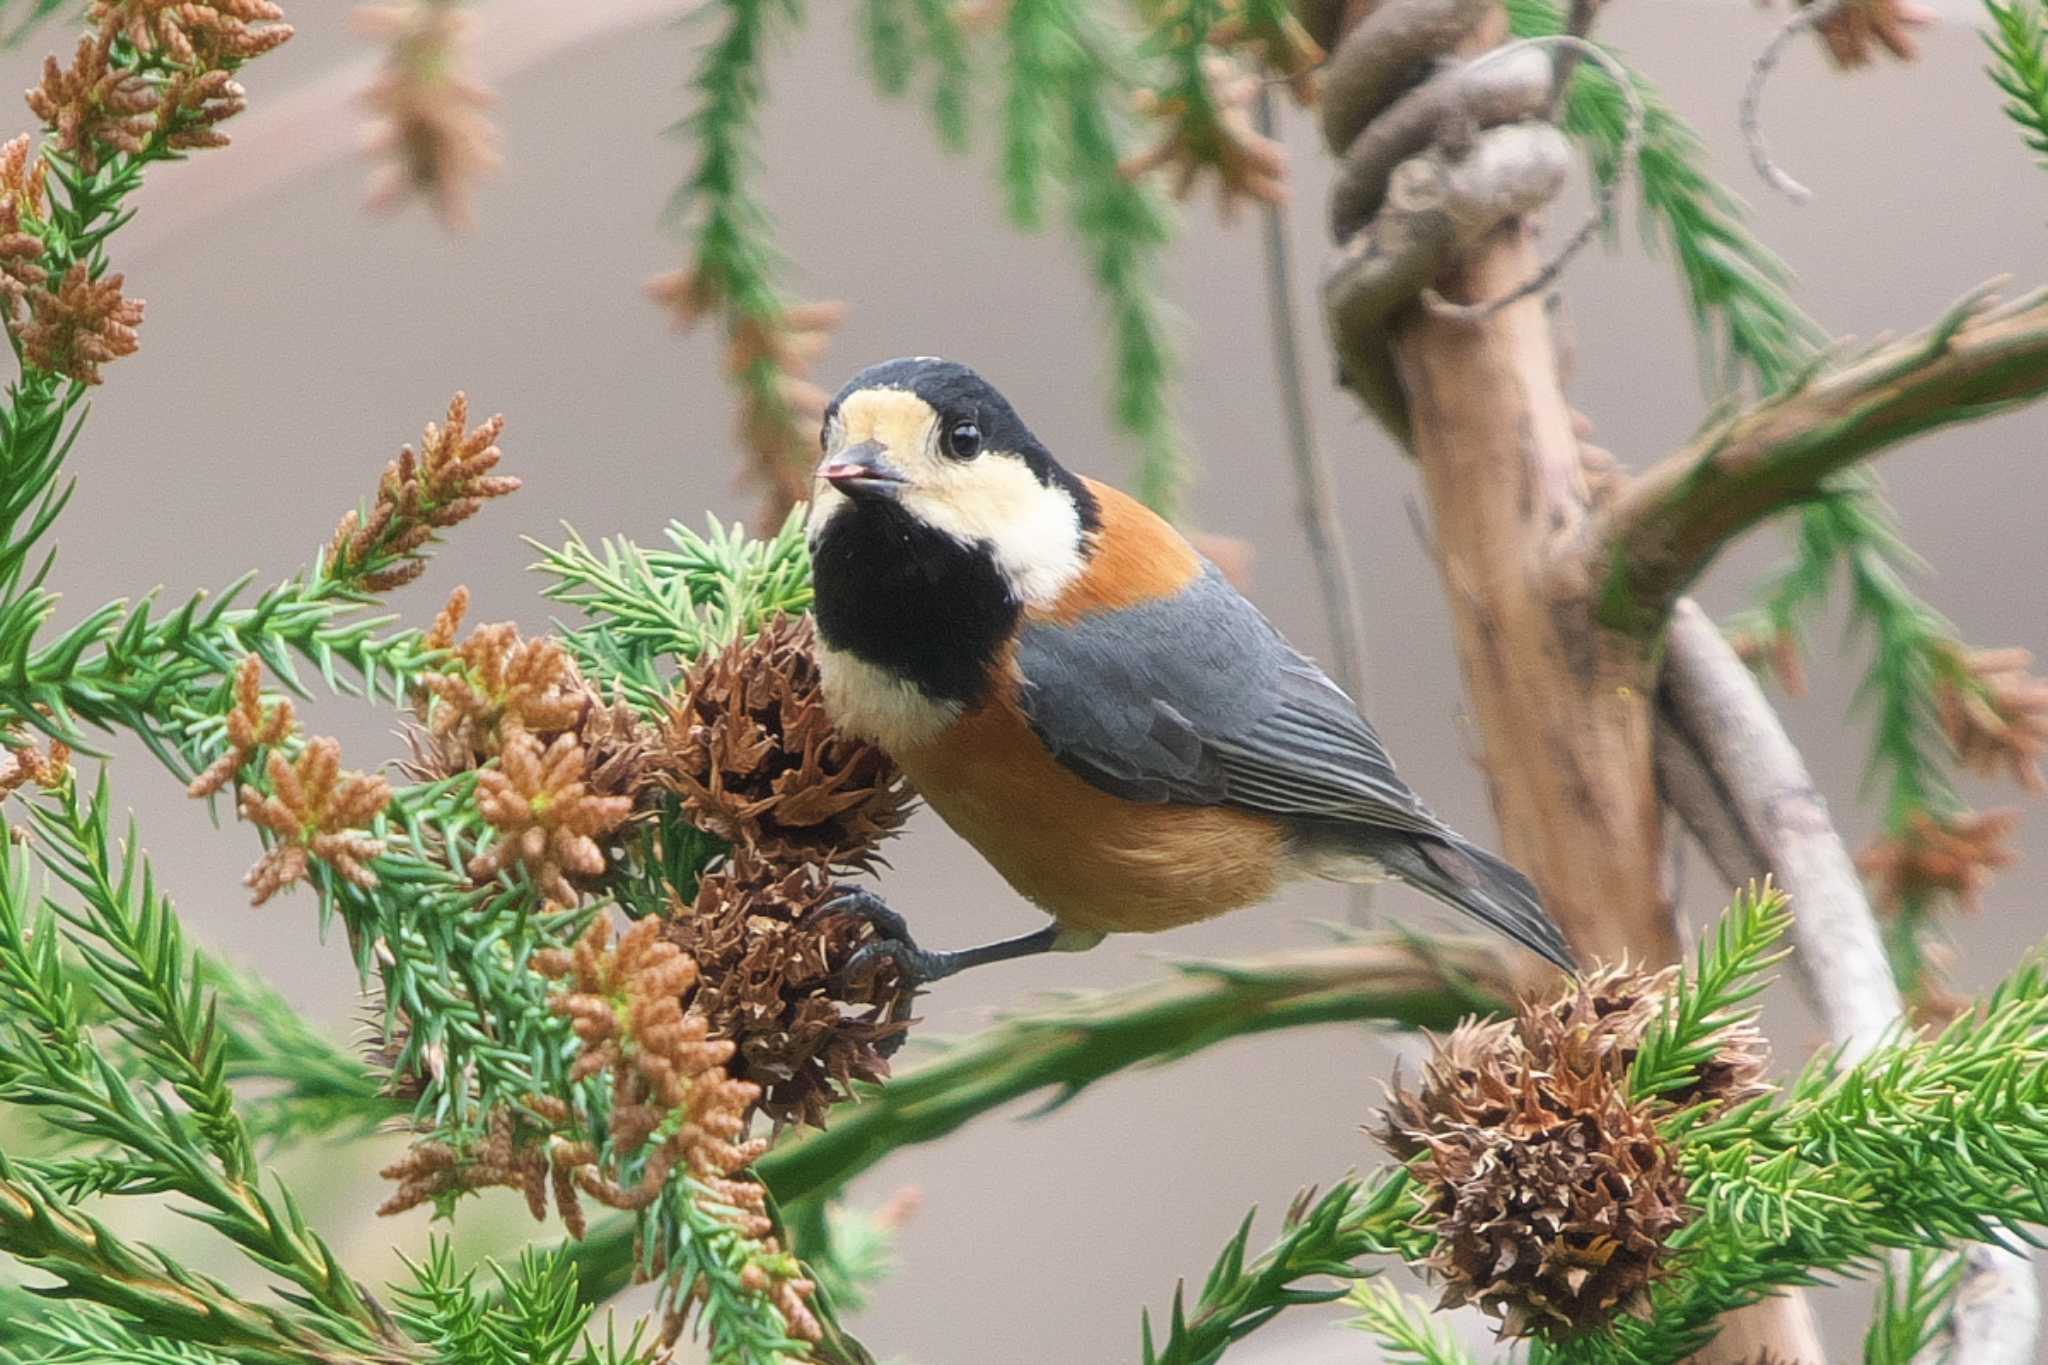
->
(806, 356, 1575, 984)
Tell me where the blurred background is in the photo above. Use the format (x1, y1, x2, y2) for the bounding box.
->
(6, 0, 2043, 1358)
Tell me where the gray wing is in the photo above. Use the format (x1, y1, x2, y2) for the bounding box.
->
(1012, 567, 1444, 836)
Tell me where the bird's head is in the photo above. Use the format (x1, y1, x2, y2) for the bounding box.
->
(808, 357, 1099, 608)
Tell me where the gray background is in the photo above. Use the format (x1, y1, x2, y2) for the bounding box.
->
(7, 0, 2044, 1359)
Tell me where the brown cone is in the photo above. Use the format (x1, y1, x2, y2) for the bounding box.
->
(1375, 963, 1770, 1338)
(656, 615, 913, 872)
(664, 855, 915, 1128)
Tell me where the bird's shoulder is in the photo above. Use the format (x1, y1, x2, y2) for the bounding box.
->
(1009, 504, 1439, 832)
(1033, 477, 1206, 624)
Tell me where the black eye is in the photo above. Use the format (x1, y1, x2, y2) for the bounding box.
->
(945, 420, 982, 459)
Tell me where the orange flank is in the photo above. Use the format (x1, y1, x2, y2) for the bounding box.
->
(889, 670, 1289, 934)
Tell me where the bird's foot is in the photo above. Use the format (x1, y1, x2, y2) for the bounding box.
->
(830, 886, 962, 991)
(829, 886, 1071, 992)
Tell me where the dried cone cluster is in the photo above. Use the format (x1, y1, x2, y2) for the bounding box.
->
(1858, 808, 2020, 917)
(27, 37, 157, 173)
(536, 917, 821, 1344)
(17, 261, 142, 386)
(1122, 50, 1288, 214)
(0, 135, 46, 314)
(328, 393, 519, 592)
(0, 729, 69, 799)
(1379, 967, 1767, 1338)
(240, 738, 392, 904)
(1937, 645, 2048, 793)
(186, 657, 392, 905)
(645, 269, 845, 526)
(28, 14, 281, 172)
(87, 0, 292, 67)
(11, 6, 286, 386)
(469, 727, 635, 904)
(409, 590, 641, 905)
(658, 614, 911, 870)
(355, 1, 501, 230)
(658, 615, 917, 1125)
(669, 857, 913, 1127)
(188, 655, 294, 798)
(420, 614, 584, 764)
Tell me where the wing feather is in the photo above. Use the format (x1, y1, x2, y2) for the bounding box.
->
(1013, 567, 1442, 836)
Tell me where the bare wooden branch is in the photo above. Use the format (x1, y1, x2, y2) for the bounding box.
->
(1922, 1244, 2041, 1365)
(1660, 598, 1900, 1055)
(1322, 123, 1571, 442)
(1301, 2, 1820, 1354)
(1595, 283, 2048, 637)
(1653, 697, 1766, 885)
(1659, 601, 2041, 1363)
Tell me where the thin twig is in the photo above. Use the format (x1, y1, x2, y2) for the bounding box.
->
(1741, 0, 1848, 203)
(1659, 599, 1901, 1056)
(1659, 601, 2041, 1362)
(1252, 87, 1372, 703)
(1421, 34, 1642, 323)
(1548, 0, 1604, 110)
(1254, 84, 1374, 921)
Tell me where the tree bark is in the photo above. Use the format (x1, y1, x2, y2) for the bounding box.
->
(1389, 153, 1822, 1365)
(1302, 1, 1822, 1356)
(1392, 226, 1677, 969)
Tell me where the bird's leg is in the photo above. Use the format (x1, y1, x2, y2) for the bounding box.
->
(830, 886, 1099, 988)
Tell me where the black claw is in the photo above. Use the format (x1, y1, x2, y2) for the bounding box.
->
(825, 886, 911, 943)
(845, 936, 951, 989)
(828, 886, 947, 992)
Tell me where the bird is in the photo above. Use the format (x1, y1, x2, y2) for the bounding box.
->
(804, 356, 1576, 985)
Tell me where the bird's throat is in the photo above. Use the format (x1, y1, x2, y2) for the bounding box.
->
(809, 498, 1020, 720)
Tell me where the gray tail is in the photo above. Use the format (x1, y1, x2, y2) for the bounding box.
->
(1371, 834, 1576, 971)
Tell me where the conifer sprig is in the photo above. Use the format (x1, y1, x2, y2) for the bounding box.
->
(1986, 0, 2048, 169)
(1628, 882, 1794, 1108)
(1864, 1248, 1965, 1365)
(1343, 1279, 1478, 1365)
(393, 1242, 654, 1365)
(0, 1157, 400, 1365)
(530, 514, 813, 713)
(8, 775, 391, 1340)
(1136, 1176, 1425, 1365)
(1567, 954, 2048, 1364)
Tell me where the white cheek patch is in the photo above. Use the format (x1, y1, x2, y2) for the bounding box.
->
(815, 638, 960, 752)
(905, 459, 1085, 609)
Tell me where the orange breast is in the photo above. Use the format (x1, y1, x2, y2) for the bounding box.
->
(896, 686, 1292, 936)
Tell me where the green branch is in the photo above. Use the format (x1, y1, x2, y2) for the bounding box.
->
(0, 1157, 408, 1365)
(1343, 1278, 1477, 1365)
(1595, 284, 2048, 636)
(13, 777, 397, 1343)
(1139, 1176, 1425, 1365)
(1986, 0, 2048, 170)
(1566, 954, 2048, 1363)
(559, 934, 1512, 1302)
(760, 935, 1511, 1205)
